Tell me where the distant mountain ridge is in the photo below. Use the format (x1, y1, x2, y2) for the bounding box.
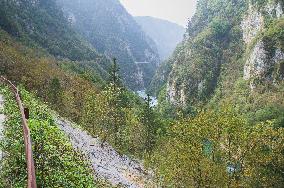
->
(135, 16, 185, 60)
(0, 0, 160, 90)
(57, 0, 160, 90)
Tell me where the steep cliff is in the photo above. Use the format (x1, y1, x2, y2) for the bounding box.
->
(155, 0, 284, 109)
(163, 0, 247, 106)
(242, 1, 284, 88)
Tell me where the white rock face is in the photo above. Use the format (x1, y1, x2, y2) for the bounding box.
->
(274, 49, 284, 80)
(166, 80, 177, 105)
(275, 2, 284, 18)
(242, 2, 284, 82)
(180, 85, 186, 106)
(266, 2, 284, 18)
(198, 80, 205, 94)
(0, 95, 5, 163)
(56, 118, 155, 188)
(243, 41, 268, 80)
(244, 42, 284, 81)
(166, 42, 191, 106)
(166, 79, 187, 106)
(242, 1, 283, 45)
(241, 4, 264, 44)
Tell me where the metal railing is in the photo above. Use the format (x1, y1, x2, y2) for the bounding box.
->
(0, 76, 37, 188)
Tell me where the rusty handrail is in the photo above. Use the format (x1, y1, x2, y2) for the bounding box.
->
(0, 76, 37, 188)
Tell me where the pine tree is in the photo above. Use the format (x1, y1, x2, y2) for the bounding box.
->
(107, 58, 124, 146)
(109, 58, 122, 90)
(141, 94, 157, 153)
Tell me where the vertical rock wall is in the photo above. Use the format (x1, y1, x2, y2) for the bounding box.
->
(242, 1, 284, 88)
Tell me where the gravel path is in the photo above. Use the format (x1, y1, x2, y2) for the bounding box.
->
(0, 95, 5, 162)
(56, 118, 155, 188)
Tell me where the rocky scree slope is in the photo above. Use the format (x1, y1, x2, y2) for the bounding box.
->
(56, 117, 155, 188)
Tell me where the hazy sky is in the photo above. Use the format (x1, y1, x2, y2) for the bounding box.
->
(119, 0, 197, 27)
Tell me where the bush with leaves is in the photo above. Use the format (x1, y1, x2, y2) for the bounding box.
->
(0, 86, 98, 187)
(151, 106, 284, 187)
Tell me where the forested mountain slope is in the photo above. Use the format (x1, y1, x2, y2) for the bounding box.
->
(0, 2, 162, 184)
(0, 0, 102, 61)
(57, 0, 160, 90)
(153, 0, 284, 117)
(1, 0, 283, 187)
(135, 16, 185, 60)
(0, 0, 111, 88)
(148, 2, 284, 187)
(0, 0, 160, 90)
(0, 23, 159, 187)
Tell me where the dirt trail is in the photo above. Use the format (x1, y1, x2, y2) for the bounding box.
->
(56, 118, 155, 188)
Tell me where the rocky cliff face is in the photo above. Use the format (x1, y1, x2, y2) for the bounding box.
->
(242, 1, 284, 89)
(162, 0, 246, 106)
(159, 0, 284, 108)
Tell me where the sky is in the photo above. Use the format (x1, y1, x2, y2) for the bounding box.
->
(119, 0, 197, 27)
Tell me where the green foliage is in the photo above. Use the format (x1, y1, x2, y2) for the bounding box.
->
(150, 2, 284, 187)
(0, 0, 101, 61)
(140, 95, 159, 153)
(151, 107, 284, 187)
(0, 25, 162, 160)
(80, 62, 163, 157)
(59, 60, 109, 89)
(264, 18, 284, 51)
(153, 0, 247, 108)
(108, 58, 123, 89)
(1, 1, 284, 187)
(210, 18, 230, 39)
(57, 0, 160, 90)
(156, 85, 178, 119)
(148, 43, 182, 96)
(0, 29, 102, 122)
(0, 86, 97, 187)
(251, 0, 267, 6)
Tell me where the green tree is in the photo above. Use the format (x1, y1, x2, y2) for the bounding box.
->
(48, 77, 62, 108)
(109, 58, 122, 90)
(152, 106, 284, 187)
(141, 94, 158, 154)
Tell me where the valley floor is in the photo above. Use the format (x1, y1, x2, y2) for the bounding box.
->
(55, 118, 155, 188)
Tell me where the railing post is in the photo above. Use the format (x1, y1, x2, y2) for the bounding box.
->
(24, 108, 30, 120)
